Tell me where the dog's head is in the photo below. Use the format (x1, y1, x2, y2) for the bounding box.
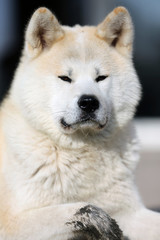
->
(11, 7, 141, 140)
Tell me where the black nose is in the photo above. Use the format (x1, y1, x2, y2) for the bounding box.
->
(78, 95, 99, 113)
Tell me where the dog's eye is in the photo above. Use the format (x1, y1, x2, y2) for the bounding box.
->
(95, 75, 108, 82)
(58, 76, 72, 83)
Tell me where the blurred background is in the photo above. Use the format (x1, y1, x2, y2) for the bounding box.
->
(0, 0, 160, 210)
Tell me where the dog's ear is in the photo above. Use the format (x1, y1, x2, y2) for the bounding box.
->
(96, 7, 134, 58)
(24, 7, 64, 58)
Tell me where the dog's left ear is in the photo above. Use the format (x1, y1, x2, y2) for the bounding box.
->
(96, 7, 134, 58)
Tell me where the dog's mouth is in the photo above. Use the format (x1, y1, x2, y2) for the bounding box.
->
(60, 114, 107, 131)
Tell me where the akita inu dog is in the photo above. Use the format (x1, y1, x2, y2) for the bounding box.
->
(0, 6, 159, 240)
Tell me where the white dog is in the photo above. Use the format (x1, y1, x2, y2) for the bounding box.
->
(0, 6, 159, 240)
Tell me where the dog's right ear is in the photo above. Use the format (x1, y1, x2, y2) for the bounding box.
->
(24, 7, 64, 58)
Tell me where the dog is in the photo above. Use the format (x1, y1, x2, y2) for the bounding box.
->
(0, 6, 160, 240)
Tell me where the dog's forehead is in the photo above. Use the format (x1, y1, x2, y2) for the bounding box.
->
(41, 25, 122, 75)
(49, 25, 111, 62)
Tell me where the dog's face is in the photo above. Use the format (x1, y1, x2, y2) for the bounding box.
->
(44, 28, 113, 133)
(12, 7, 141, 138)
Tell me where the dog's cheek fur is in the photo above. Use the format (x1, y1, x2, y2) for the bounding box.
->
(110, 62, 141, 128)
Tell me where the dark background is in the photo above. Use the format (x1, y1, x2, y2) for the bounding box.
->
(0, 0, 160, 117)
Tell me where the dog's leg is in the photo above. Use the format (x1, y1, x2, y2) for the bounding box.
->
(115, 208, 160, 240)
(1, 203, 124, 240)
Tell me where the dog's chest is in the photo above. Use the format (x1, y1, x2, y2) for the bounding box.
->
(16, 144, 108, 207)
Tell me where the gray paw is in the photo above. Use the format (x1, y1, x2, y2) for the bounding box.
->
(66, 205, 124, 240)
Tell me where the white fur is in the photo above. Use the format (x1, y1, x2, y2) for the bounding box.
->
(0, 6, 160, 240)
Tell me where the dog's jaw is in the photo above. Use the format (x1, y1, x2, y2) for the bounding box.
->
(60, 116, 108, 134)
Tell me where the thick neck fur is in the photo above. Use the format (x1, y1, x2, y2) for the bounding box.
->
(0, 98, 140, 214)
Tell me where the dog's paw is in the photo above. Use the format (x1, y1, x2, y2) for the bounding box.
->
(66, 204, 124, 240)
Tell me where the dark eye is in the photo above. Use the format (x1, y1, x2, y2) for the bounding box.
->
(58, 76, 72, 83)
(95, 75, 108, 82)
